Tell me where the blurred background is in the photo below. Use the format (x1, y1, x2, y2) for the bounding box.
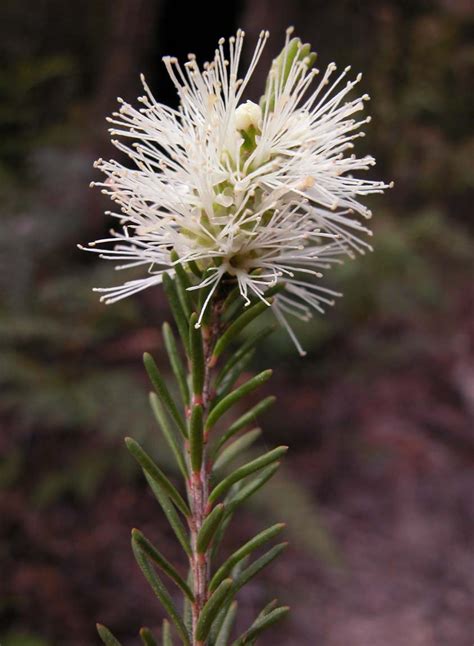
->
(1, 0, 473, 644)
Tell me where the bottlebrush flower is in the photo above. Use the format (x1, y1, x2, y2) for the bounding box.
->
(81, 28, 391, 354)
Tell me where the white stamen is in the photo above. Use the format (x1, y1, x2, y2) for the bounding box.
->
(82, 29, 391, 353)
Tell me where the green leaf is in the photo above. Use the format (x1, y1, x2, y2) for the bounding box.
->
(215, 601, 238, 646)
(149, 393, 187, 479)
(209, 523, 285, 593)
(209, 557, 248, 644)
(132, 541, 190, 646)
(189, 313, 205, 399)
(214, 428, 262, 471)
(226, 462, 280, 515)
(187, 259, 202, 279)
(144, 472, 192, 557)
(143, 352, 187, 437)
(209, 514, 234, 563)
(256, 282, 286, 300)
(232, 606, 290, 645)
(210, 464, 281, 560)
(162, 322, 190, 407)
(162, 273, 190, 354)
(162, 619, 173, 646)
(195, 578, 234, 642)
(125, 437, 190, 517)
(211, 301, 270, 362)
(214, 349, 256, 400)
(206, 370, 272, 432)
(132, 529, 194, 600)
(215, 325, 275, 389)
(233, 543, 288, 593)
(97, 624, 122, 646)
(213, 396, 276, 457)
(209, 446, 287, 505)
(222, 285, 240, 314)
(257, 599, 279, 619)
(171, 252, 194, 318)
(140, 627, 158, 646)
(183, 571, 193, 636)
(189, 404, 203, 473)
(197, 503, 225, 553)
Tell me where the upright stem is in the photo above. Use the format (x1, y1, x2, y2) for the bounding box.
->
(188, 302, 222, 646)
(189, 464, 208, 646)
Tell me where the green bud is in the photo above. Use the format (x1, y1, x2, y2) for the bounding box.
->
(260, 33, 317, 114)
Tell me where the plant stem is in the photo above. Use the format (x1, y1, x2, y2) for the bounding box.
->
(188, 301, 222, 645)
(189, 466, 208, 646)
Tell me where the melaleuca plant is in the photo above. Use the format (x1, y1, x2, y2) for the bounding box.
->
(82, 28, 390, 646)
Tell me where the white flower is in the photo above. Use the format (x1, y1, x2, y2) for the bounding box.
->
(235, 100, 262, 131)
(81, 28, 392, 354)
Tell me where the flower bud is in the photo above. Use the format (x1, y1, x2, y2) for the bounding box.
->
(260, 35, 317, 113)
(235, 100, 262, 132)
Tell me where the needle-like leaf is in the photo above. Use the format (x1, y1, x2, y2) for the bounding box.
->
(211, 301, 270, 363)
(215, 325, 275, 389)
(162, 273, 190, 354)
(144, 352, 187, 437)
(195, 578, 234, 642)
(183, 570, 193, 636)
(257, 599, 279, 619)
(214, 600, 238, 646)
(233, 543, 288, 594)
(213, 396, 276, 457)
(132, 540, 190, 646)
(144, 472, 191, 557)
(162, 619, 173, 646)
(187, 259, 202, 278)
(231, 606, 290, 645)
(210, 464, 281, 561)
(206, 370, 272, 432)
(139, 627, 158, 646)
(126, 437, 190, 517)
(149, 393, 187, 479)
(162, 322, 190, 407)
(209, 446, 287, 505)
(132, 529, 194, 600)
(225, 462, 280, 515)
(171, 252, 194, 318)
(214, 349, 256, 400)
(214, 429, 262, 471)
(197, 503, 225, 553)
(209, 523, 285, 592)
(97, 624, 122, 646)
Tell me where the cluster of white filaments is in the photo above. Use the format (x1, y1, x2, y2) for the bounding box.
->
(82, 28, 392, 354)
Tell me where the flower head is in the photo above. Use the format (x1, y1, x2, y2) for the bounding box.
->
(82, 28, 391, 354)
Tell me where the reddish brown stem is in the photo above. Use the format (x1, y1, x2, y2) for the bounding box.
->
(188, 302, 223, 645)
